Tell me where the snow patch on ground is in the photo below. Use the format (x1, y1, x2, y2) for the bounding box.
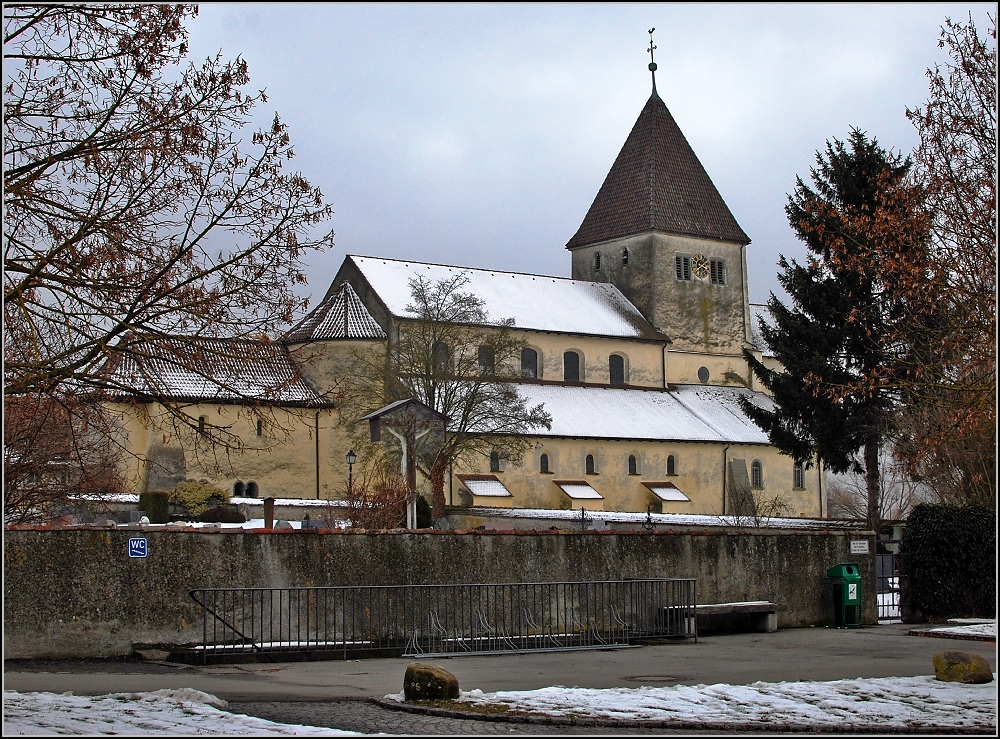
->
(929, 621, 996, 639)
(3, 690, 356, 735)
(439, 675, 998, 729)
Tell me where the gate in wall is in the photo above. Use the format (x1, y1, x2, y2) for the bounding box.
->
(876, 552, 902, 622)
(185, 578, 697, 664)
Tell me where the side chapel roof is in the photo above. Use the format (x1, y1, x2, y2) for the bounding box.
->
(104, 337, 327, 406)
(284, 281, 386, 342)
(566, 91, 750, 249)
(500, 383, 773, 444)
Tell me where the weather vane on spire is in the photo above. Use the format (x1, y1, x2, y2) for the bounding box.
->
(647, 27, 658, 93)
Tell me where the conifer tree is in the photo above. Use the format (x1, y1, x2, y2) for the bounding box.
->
(742, 130, 929, 531)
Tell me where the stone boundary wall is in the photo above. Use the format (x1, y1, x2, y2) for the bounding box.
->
(4, 528, 876, 659)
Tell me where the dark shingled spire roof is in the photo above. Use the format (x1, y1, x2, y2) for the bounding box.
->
(566, 91, 750, 249)
(284, 281, 386, 342)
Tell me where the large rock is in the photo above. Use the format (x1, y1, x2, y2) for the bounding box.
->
(403, 662, 460, 700)
(932, 651, 994, 684)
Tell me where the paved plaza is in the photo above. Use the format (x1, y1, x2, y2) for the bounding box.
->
(5, 624, 996, 734)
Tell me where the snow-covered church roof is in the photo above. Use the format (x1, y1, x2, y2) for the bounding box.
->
(343, 255, 665, 339)
(508, 383, 774, 444)
(105, 338, 327, 406)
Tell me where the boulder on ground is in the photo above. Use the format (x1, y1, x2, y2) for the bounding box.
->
(403, 662, 460, 700)
(932, 651, 994, 684)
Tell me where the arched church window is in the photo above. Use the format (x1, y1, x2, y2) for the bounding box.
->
(751, 460, 763, 489)
(667, 455, 676, 475)
(622, 248, 629, 267)
(586, 454, 596, 474)
(609, 354, 625, 386)
(593, 252, 601, 271)
(628, 455, 638, 475)
(433, 341, 449, 376)
(540, 454, 549, 473)
(256, 418, 263, 437)
(521, 348, 538, 379)
(198, 415, 206, 434)
(478, 346, 495, 376)
(490, 451, 501, 472)
(233, 481, 245, 496)
(794, 461, 805, 489)
(247, 480, 259, 497)
(564, 351, 580, 382)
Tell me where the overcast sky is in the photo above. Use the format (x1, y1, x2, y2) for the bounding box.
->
(185, 3, 993, 309)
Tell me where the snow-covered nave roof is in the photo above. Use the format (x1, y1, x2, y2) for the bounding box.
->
(346, 255, 664, 339)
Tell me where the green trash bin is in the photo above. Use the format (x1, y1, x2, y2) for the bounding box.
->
(827, 563, 862, 628)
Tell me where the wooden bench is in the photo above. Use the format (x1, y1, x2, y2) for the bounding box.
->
(696, 601, 780, 634)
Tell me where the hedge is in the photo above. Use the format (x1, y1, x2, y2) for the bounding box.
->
(902, 504, 995, 619)
(138, 491, 169, 524)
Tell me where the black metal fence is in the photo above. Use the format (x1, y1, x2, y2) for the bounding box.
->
(187, 579, 696, 664)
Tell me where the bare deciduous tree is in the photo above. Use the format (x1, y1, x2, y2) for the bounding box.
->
(3, 395, 127, 524)
(341, 273, 551, 520)
(827, 443, 936, 523)
(331, 463, 410, 531)
(4, 3, 332, 404)
(3, 5, 334, 512)
(896, 13, 997, 507)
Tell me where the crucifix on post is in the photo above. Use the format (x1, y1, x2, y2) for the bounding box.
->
(359, 399, 448, 530)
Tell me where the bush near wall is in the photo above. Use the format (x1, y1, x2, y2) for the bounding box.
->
(167, 481, 229, 518)
(902, 504, 996, 619)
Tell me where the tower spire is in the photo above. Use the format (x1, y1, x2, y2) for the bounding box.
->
(647, 27, 657, 95)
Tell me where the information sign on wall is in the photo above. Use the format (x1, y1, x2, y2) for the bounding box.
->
(850, 539, 869, 555)
(128, 538, 148, 558)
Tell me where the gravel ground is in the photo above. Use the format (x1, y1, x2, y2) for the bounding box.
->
(227, 699, 711, 735)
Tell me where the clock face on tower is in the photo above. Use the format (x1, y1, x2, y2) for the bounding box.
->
(692, 254, 709, 279)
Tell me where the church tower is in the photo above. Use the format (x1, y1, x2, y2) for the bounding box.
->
(566, 42, 753, 355)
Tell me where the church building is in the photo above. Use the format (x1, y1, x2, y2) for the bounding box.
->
(107, 73, 827, 521)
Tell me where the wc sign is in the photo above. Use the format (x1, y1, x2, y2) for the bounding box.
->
(128, 537, 148, 558)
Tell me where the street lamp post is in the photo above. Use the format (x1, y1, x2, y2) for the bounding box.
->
(346, 450, 356, 497)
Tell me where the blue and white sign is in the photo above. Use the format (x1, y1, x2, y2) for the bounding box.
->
(128, 537, 148, 558)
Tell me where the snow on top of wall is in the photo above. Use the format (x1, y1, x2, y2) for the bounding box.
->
(467, 506, 866, 530)
(350, 256, 662, 338)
